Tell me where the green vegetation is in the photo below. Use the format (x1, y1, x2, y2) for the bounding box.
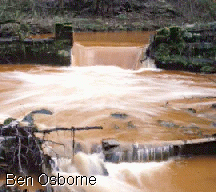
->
(0, 0, 216, 33)
(149, 24, 216, 73)
(0, 20, 72, 65)
(3, 117, 16, 125)
(0, 1, 215, 68)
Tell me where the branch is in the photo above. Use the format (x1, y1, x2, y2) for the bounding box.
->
(42, 139, 65, 146)
(18, 137, 25, 175)
(36, 126, 103, 134)
(1, 126, 103, 134)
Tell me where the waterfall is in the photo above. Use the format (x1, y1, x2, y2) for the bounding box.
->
(102, 144, 175, 163)
(50, 152, 168, 192)
(71, 42, 157, 69)
(71, 43, 143, 70)
(141, 58, 156, 68)
(71, 31, 156, 70)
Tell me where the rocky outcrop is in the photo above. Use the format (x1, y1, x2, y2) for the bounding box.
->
(148, 23, 216, 73)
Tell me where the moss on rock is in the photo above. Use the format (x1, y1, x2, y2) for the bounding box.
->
(149, 23, 216, 73)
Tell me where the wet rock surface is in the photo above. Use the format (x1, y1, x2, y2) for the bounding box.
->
(102, 139, 120, 151)
(22, 108, 53, 125)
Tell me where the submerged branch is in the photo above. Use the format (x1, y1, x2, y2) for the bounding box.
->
(42, 139, 65, 146)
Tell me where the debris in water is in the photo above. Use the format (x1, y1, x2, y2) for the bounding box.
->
(114, 124, 120, 129)
(102, 139, 120, 151)
(0, 118, 51, 175)
(22, 108, 53, 125)
(157, 120, 178, 128)
(211, 103, 216, 109)
(187, 108, 196, 113)
(111, 112, 128, 119)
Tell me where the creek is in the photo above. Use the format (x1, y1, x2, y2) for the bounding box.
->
(0, 31, 216, 192)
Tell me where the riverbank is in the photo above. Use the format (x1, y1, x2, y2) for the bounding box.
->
(0, 0, 215, 34)
(0, 1, 216, 73)
(148, 24, 216, 73)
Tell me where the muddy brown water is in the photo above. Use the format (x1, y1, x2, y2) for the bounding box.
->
(0, 31, 216, 191)
(72, 31, 154, 69)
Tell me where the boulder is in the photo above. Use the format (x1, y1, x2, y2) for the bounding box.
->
(102, 139, 120, 151)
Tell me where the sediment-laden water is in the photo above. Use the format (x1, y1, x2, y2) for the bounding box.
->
(0, 32, 216, 191)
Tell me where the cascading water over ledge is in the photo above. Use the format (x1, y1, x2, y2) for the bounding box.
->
(71, 31, 156, 69)
(100, 138, 216, 163)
